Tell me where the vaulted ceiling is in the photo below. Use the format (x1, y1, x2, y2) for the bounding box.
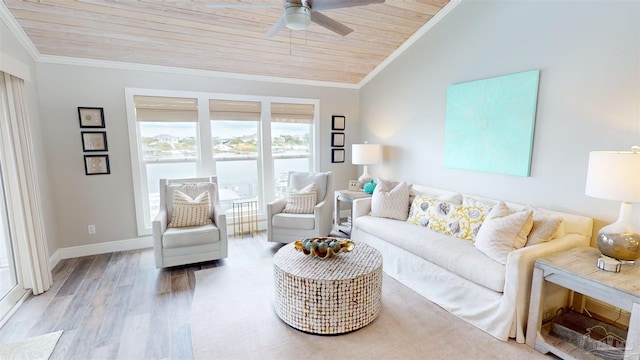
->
(3, 0, 452, 86)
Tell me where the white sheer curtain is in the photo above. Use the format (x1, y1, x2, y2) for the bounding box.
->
(0, 71, 52, 295)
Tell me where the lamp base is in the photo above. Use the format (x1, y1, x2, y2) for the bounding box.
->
(596, 202, 640, 262)
(597, 255, 622, 272)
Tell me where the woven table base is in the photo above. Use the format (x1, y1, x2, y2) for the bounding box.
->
(273, 242, 383, 334)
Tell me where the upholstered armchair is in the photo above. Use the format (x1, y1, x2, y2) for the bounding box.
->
(152, 177, 228, 268)
(267, 171, 333, 243)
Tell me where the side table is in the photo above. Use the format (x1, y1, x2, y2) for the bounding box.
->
(526, 247, 640, 360)
(232, 198, 258, 238)
(334, 190, 372, 236)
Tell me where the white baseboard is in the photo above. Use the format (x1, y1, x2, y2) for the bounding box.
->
(49, 236, 152, 270)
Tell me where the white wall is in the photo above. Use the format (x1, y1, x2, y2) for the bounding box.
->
(35, 63, 359, 250)
(360, 0, 640, 237)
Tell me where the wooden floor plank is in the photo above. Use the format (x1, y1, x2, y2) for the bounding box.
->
(0, 232, 282, 359)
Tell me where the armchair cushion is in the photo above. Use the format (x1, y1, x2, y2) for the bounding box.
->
(163, 224, 220, 248)
(168, 190, 213, 228)
(272, 213, 315, 230)
(283, 183, 317, 214)
(289, 171, 328, 203)
(167, 182, 217, 220)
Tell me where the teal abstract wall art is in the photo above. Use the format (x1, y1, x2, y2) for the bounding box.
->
(444, 70, 540, 177)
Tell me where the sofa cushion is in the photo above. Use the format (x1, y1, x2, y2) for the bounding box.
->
(272, 213, 315, 230)
(370, 181, 411, 220)
(474, 202, 533, 264)
(425, 201, 491, 242)
(355, 215, 506, 292)
(524, 206, 564, 246)
(168, 190, 213, 228)
(283, 183, 317, 214)
(162, 223, 220, 248)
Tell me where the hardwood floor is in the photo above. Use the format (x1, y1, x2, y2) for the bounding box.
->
(0, 232, 284, 359)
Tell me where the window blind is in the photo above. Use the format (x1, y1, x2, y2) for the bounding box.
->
(271, 103, 314, 124)
(210, 99, 261, 121)
(134, 95, 198, 122)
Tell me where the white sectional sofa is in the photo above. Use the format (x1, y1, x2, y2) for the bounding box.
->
(350, 183, 593, 343)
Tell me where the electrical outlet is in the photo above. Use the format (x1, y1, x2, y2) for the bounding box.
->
(88, 225, 96, 234)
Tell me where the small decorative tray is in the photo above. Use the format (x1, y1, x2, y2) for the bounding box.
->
(294, 237, 355, 259)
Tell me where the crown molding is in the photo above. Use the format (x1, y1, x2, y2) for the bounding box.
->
(358, 0, 462, 88)
(0, 1, 40, 60)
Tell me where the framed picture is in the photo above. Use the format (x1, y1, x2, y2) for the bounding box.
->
(348, 180, 359, 191)
(78, 107, 105, 128)
(84, 155, 110, 175)
(331, 132, 345, 147)
(81, 131, 108, 152)
(332, 115, 345, 130)
(332, 149, 345, 163)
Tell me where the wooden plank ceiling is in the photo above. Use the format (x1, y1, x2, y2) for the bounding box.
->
(4, 0, 450, 85)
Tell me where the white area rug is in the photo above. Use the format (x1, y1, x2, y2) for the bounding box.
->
(191, 259, 547, 360)
(0, 330, 62, 360)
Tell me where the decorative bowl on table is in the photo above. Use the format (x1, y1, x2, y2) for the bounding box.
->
(294, 237, 355, 259)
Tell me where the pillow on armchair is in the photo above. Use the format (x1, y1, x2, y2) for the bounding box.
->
(283, 183, 317, 214)
(168, 190, 213, 228)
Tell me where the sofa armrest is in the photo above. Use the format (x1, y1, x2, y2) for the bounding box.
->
(352, 197, 372, 221)
(214, 203, 227, 243)
(267, 198, 287, 216)
(504, 233, 589, 343)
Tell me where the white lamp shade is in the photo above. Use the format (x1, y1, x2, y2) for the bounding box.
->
(585, 150, 640, 203)
(352, 144, 382, 165)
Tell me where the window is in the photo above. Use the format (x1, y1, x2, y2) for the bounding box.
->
(271, 103, 314, 199)
(126, 89, 319, 235)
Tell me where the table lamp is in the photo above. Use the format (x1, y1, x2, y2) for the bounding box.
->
(352, 142, 382, 187)
(585, 145, 640, 270)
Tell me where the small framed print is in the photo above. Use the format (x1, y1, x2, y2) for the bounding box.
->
(332, 115, 345, 130)
(332, 149, 345, 163)
(331, 132, 345, 147)
(348, 180, 359, 191)
(84, 155, 110, 175)
(81, 131, 108, 152)
(78, 107, 105, 128)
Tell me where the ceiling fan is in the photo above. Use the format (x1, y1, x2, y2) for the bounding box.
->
(207, 0, 385, 37)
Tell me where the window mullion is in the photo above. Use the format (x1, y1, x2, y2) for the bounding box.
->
(261, 101, 275, 206)
(197, 97, 213, 176)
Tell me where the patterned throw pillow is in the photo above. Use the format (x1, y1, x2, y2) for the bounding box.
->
(406, 195, 438, 227)
(474, 202, 534, 264)
(283, 183, 317, 214)
(168, 190, 213, 228)
(425, 200, 492, 241)
(370, 181, 411, 220)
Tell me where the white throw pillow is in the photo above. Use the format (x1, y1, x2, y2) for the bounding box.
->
(283, 183, 317, 214)
(474, 202, 534, 264)
(370, 181, 410, 221)
(524, 206, 565, 246)
(168, 190, 213, 228)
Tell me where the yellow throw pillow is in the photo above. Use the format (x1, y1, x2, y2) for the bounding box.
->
(168, 190, 213, 228)
(283, 183, 317, 214)
(406, 195, 438, 227)
(426, 201, 491, 241)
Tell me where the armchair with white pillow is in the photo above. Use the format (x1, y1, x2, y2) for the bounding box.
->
(153, 176, 228, 268)
(267, 171, 333, 243)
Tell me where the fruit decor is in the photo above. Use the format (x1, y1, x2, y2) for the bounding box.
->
(294, 237, 355, 259)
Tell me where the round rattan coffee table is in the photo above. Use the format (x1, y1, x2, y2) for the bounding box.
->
(273, 241, 383, 334)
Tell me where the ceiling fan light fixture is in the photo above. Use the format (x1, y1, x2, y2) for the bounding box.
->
(284, 5, 310, 30)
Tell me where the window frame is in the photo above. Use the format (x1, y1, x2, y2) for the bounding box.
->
(125, 88, 320, 236)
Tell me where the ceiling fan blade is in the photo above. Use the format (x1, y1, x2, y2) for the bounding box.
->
(309, 0, 384, 11)
(310, 11, 352, 36)
(264, 15, 287, 38)
(206, 1, 281, 8)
